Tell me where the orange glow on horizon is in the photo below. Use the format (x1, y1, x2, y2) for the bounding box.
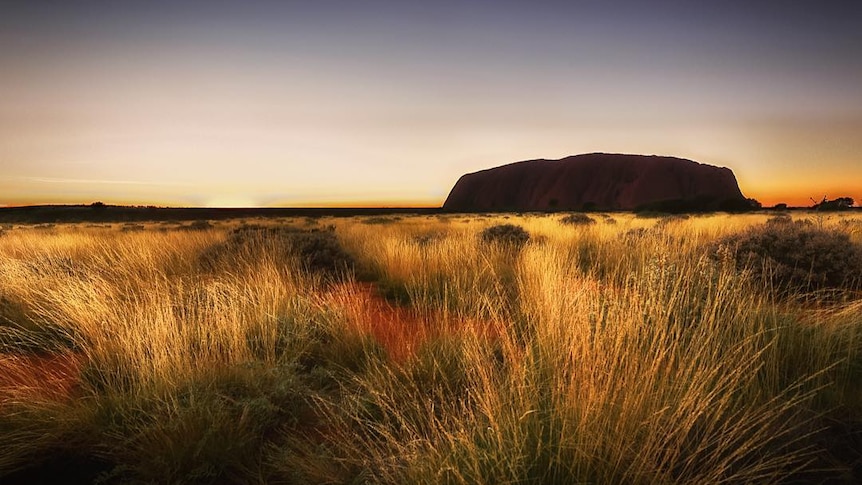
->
(3, 190, 861, 210)
(748, 184, 862, 208)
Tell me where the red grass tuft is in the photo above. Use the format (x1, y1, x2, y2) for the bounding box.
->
(328, 282, 498, 363)
(0, 351, 82, 404)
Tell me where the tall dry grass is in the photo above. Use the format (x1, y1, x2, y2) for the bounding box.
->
(0, 213, 860, 483)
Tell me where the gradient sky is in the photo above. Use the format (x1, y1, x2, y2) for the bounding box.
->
(2, 1, 861, 207)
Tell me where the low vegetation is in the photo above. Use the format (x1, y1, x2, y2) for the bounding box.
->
(716, 220, 862, 298)
(479, 223, 531, 248)
(560, 213, 596, 226)
(1, 212, 861, 484)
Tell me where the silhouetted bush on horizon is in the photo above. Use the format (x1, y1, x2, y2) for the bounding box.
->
(812, 197, 855, 211)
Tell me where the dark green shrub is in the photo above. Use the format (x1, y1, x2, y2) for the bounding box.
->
(204, 226, 355, 278)
(560, 213, 596, 226)
(480, 224, 530, 248)
(287, 231, 354, 275)
(716, 223, 862, 296)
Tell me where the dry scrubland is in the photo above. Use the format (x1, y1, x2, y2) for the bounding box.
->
(1, 212, 861, 484)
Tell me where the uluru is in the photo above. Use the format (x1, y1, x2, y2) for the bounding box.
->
(443, 153, 749, 212)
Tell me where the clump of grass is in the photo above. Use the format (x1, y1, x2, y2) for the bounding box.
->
(766, 213, 793, 225)
(655, 213, 690, 227)
(716, 222, 862, 297)
(623, 227, 652, 240)
(480, 224, 530, 248)
(635, 211, 668, 219)
(0, 294, 77, 354)
(181, 220, 214, 231)
(363, 216, 401, 225)
(560, 213, 596, 226)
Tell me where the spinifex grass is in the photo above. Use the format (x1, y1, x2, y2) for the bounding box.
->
(0, 213, 860, 484)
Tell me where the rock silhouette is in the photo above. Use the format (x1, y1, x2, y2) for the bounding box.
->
(443, 153, 747, 212)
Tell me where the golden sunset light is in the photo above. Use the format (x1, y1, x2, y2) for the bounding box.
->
(2, 2, 860, 208)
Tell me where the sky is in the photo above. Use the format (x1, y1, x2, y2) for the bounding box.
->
(1, 0, 861, 207)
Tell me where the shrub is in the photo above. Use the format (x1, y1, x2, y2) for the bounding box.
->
(288, 231, 354, 275)
(715, 223, 862, 297)
(560, 213, 596, 226)
(812, 196, 855, 211)
(480, 224, 530, 248)
(205, 226, 355, 277)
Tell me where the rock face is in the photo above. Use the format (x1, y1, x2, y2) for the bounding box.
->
(443, 153, 747, 212)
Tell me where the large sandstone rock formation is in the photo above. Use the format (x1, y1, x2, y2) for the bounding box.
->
(443, 153, 747, 212)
